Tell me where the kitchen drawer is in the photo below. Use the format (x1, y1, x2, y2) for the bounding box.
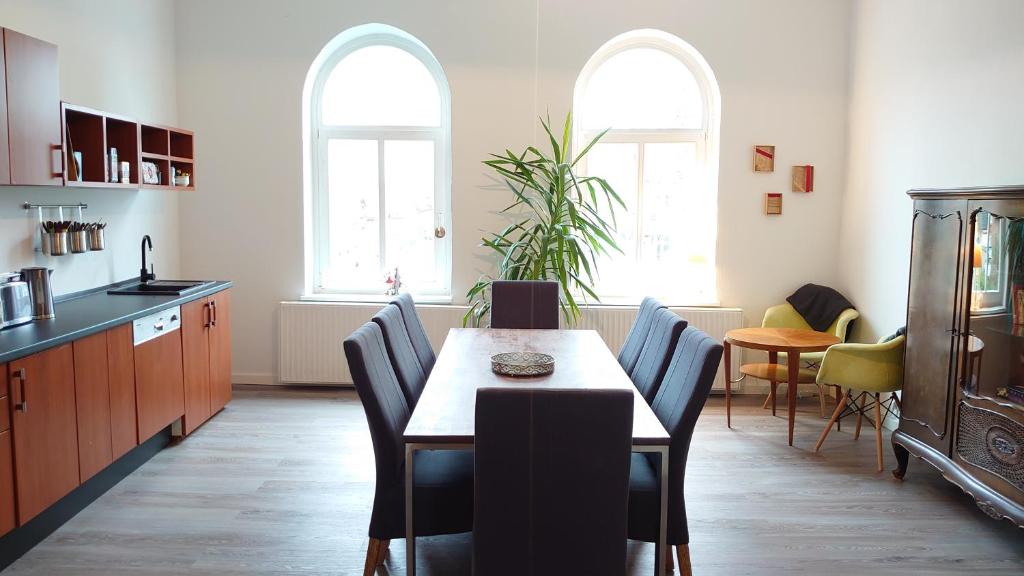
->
(0, 397, 8, 432)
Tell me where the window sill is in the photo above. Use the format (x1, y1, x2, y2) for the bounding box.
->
(299, 293, 454, 305)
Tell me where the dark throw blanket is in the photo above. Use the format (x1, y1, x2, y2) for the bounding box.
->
(786, 284, 855, 333)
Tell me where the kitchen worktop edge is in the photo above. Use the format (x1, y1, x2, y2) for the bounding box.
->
(0, 279, 232, 363)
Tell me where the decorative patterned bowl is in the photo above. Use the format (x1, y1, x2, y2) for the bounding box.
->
(491, 351, 555, 377)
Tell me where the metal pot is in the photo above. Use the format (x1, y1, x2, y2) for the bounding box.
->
(88, 227, 105, 251)
(70, 230, 88, 253)
(48, 231, 68, 256)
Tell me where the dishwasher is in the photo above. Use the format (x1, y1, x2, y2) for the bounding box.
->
(133, 306, 186, 441)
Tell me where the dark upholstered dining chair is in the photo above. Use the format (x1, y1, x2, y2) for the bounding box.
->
(630, 307, 687, 404)
(489, 280, 560, 329)
(371, 305, 427, 408)
(627, 326, 723, 576)
(389, 293, 436, 376)
(474, 388, 634, 576)
(343, 322, 473, 576)
(617, 297, 668, 374)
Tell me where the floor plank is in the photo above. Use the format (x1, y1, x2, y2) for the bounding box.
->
(3, 387, 1022, 575)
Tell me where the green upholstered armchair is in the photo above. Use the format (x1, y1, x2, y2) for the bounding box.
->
(814, 335, 906, 472)
(758, 303, 860, 416)
(763, 302, 860, 366)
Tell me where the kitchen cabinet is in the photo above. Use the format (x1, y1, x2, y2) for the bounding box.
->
(181, 299, 211, 434)
(0, 38, 10, 185)
(0, 363, 14, 537)
(9, 344, 80, 524)
(134, 313, 185, 442)
(73, 332, 113, 483)
(0, 430, 15, 537)
(107, 323, 138, 459)
(209, 290, 233, 413)
(2, 28, 61, 186)
(181, 289, 232, 434)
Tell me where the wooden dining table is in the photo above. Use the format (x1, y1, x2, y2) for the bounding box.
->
(403, 328, 671, 576)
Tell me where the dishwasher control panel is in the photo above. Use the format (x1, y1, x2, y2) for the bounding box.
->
(133, 305, 182, 346)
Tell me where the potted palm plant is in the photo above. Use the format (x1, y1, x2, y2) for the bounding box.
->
(464, 113, 625, 327)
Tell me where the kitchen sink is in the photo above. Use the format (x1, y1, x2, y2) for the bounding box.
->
(108, 280, 215, 296)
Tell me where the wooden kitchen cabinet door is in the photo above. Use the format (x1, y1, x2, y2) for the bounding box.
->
(9, 344, 80, 524)
(0, 429, 15, 537)
(106, 323, 138, 459)
(0, 35, 10, 185)
(2, 29, 61, 186)
(181, 298, 212, 434)
(0, 362, 13, 536)
(209, 290, 232, 414)
(73, 332, 113, 482)
(134, 328, 185, 442)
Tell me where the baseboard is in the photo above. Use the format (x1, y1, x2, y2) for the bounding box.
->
(232, 372, 275, 385)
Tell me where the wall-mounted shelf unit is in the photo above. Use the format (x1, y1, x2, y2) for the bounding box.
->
(61, 104, 138, 189)
(60, 102, 195, 192)
(140, 123, 194, 191)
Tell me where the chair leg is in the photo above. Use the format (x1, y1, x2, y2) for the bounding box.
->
(772, 382, 779, 416)
(666, 545, 675, 572)
(763, 382, 774, 410)
(874, 393, 884, 472)
(676, 544, 693, 576)
(834, 386, 842, 431)
(363, 538, 387, 576)
(817, 384, 826, 418)
(815, 389, 847, 452)
(854, 392, 865, 440)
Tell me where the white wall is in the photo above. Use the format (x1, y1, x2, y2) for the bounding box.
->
(0, 0, 180, 295)
(839, 0, 1024, 340)
(174, 0, 852, 384)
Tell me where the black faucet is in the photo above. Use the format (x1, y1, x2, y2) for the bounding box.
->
(140, 235, 155, 283)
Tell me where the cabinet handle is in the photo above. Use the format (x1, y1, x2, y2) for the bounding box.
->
(210, 299, 218, 327)
(202, 302, 212, 328)
(51, 144, 64, 179)
(11, 368, 27, 413)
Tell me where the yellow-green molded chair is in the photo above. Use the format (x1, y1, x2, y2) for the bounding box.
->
(813, 335, 905, 472)
(760, 303, 861, 417)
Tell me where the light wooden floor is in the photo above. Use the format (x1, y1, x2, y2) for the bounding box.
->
(3, 387, 1022, 575)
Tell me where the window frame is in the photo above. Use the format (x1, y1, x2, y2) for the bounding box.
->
(572, 30, 721, 305)
(308, 30, 452, 302)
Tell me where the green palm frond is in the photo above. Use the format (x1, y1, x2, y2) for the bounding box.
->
(464, 112, 622, 327)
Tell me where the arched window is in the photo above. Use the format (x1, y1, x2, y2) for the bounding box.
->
(573, 29, 720, 304)
(304, 24, 451, 300)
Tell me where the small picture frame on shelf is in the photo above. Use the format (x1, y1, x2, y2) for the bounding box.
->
(142, 161, 160, 184)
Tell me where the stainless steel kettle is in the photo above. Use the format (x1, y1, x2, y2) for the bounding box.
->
(20, 267, 55, 320)
(0, 272, 32, 329)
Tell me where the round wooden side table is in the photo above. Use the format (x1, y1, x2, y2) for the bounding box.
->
(724, 327, 840, 446)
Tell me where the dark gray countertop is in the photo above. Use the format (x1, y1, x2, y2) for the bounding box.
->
(0, 280, 232, 364)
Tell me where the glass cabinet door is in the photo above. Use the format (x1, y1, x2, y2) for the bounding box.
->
(965, 200, 1024, 410)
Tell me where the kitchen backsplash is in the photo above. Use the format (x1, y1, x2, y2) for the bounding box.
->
(0, 186, 181, 296)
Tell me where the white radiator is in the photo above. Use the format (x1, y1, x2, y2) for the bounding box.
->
(278, 301, 742, 389)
